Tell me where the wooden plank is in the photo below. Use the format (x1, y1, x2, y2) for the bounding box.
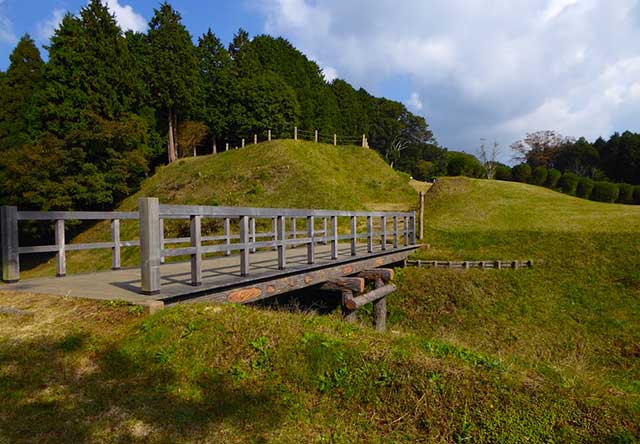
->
(344, 284, 396, 310)
(55, 220, 65, 277)
(17, 211, 138, 221)
(1, 206, 19, 282)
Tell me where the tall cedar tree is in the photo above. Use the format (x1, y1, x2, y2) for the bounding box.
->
(148, 2, 200, 162)
(0, 35, 44, 150)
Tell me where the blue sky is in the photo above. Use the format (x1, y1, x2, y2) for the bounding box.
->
(3, 0, 640, 161)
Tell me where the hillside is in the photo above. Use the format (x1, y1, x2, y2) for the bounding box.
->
(2, 177, 638, 443)
(22, 140, 418, 277)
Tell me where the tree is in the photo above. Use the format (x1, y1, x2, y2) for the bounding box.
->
(511, 130, 573, 168)
(148, 2, 200, 162)
(177, 121, 208, 157)
(478, 139, 501, 179)
(0, 34, 44, 149)
(512, 164, 532, 183)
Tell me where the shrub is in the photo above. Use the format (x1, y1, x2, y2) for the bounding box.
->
(559, 172, 579, 195)
(531, 166, 548, 186)
(576, 177, 594, 199)
(494, 165, 512, 181)
(590, 181, 619, 203)
(512, 164, 532, 183)
(617, 183, 634, 204)
(446, 151, 484, 178)
(633, 186, 640, 204)
(546, 168, 562, 189)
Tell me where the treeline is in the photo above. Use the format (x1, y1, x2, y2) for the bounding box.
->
(0, 0, 442, 211)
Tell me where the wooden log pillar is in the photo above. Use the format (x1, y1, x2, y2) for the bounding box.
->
(294, 127, 298, 140)
(224, 218, 231, 256)
(322, 278, 365, 323)
(343, 290, 357, 323)
(190, 215, 202, 286)
(372, 278, 387, 332)
(331, 215, 338, 260)
(55, 219, 65, 277)
(419, 191, 425, 241)
(366, 216, 373, 253)
(333, 134, 337, 146)
(307, 215, 315, 264)
(139, 197, 161, 295)
(350, 215, 357, 256)
(111, 219, 121, 270)
(277, 216, 286, 270)
(1, 206, 19, 283)
(268, 129, 272, 141)
(314, 130, 318, 143)
(239, 215, 249, 276)
(380, 215, 387, 251)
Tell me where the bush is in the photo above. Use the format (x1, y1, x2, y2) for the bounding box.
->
(576, 177, 594, 199)
(546, 168, 562, 189)
(590, 181, 619, 203)
(494, 165, 512, 181)
(446, 151, 484, 178)
(531, 166, 548, 186)
(617, 183, 634, 204)
(512, 164, 532, 183)
(559, 172, 579, 195)
(633, 186, 640, 204)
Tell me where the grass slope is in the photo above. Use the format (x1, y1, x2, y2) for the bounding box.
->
(22, 140, 417, 277)
(2, 177, 638, 442)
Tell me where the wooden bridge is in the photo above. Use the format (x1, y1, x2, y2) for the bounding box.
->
(1, 199, 419, 312)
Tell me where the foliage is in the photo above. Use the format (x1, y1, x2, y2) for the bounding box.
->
(494, 164, 512, 181)
(445, 151, 484, 177)
(559, 172, 579, 195)
(576, 176, 594, 199)
(177, 121, 208, 158)
(617, 183, 634, 204)
(510, 130, 573, 167)
(634, 186, 640, 204)
(531, 165, 548, 186)
(511, 163, 532, 183)
(590, 181, 619, 203)
(546, 168, 562, 188)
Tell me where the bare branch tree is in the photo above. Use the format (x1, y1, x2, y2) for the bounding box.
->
(386, 137, 409, 169)
(478, 139, 501, 179)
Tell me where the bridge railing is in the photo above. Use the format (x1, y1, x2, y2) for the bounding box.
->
(141, 198, 416, 295)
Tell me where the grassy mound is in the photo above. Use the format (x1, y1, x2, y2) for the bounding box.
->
(22, 140, 417, 277)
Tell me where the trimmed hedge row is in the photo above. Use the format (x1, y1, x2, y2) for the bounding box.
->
(496, 164, 640, 204)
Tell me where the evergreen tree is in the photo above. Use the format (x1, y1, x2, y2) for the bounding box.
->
(147, 2, 200, 162)
(0, 34, 44, 149)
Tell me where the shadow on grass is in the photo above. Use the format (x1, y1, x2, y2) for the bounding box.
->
(0, 332, 286, 443)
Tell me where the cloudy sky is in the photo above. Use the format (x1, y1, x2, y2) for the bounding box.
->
(1, 0, 639, 160)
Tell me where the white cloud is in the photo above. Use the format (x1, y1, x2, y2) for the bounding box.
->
(103, 0, 146, 33)
(36, 8, 65, 42)
(257, 0, 640, 159)
(407, 92, 423, 111)
(0, 0, 17, 44)
(323, 66, 337, 82)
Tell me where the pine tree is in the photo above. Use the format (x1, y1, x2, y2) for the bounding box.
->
(147, 2, 200, 162)
(0, 34, 44, 149)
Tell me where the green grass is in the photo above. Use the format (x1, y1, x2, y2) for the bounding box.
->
(2, 176, 639, 443)
(21, 140, 417, 277)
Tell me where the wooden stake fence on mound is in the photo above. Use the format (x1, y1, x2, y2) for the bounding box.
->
(406, 260, 534, 270)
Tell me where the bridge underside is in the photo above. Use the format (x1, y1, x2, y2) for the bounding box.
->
(3, 244, 418, 310)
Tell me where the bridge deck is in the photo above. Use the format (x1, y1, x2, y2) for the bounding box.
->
(3, 243, 417, 309)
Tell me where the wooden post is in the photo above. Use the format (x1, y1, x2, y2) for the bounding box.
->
(224, 218, 231, 256)
(333, 134, 337, 146)
(367, 216, 373, 253)
(419, 191, 425, 241)
(254, 134, 257, 145)
(225, 142, 229, 152)
(139, 197, 161, 295)
(380, 215, 387, 251)
(1, 206, 19, 283)
(277, 216, 286, 269)
(190, 215, 202, 286)
(372, 278, 387, 332)
(362, 134, 366, 147)
(241, 138, 245, 148)
(239, 215, 249, 276)
(403, 216, 409, 246)
(331, 216, 338, 260)
(271, 217, 278, 251)
(322, 217, 328, 245)
(291, 217, 297, 248)
(111, 219, 121, 270)
(159, 218, 165, 264)
(212, 140, 217, 155)
(350, 216, 357, 256)
(392, 216, 398, 249)
(410, 212, 417, 245)
(307, 215, 314, 264)
(268, 129, 272, 141)
(342, 290, 357, 323)
(294, 127, 298, 140)
(314, 129, 318, 143)
(249, 217, 256, 253)
(55, 219, 65, 277)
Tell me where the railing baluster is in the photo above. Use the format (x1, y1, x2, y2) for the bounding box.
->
(272, 217, 277, 251)
(393, 216, 398, 249)
(250, 217, 256, 253)
(112, 219, 121, 270)
(410, 212, 417, 245)
(277, 215, 286, 269)
(322, 217, 328, 245)
(190, 215, 202, 286)
(1, 206, 20, 282)
(367, 216, 373, 253)
(55, 219, 66, 277)
(307, 215, 314, 264)
(331, 216, 338, 260)
(291, 217, 296, 248)
(159, 218, 165, 264)
(404, 216, 409, 246)
(350, 215, 357, 256)
(239, 215, 249, 276)
(381, 216, 387, 251)
(224, 218, 231, 256)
